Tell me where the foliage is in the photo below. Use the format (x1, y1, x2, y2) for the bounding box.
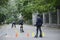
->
(16, 0, 56, 21)
(0, 13, 6, 24)
(55, 0, 60, 9)
(0, 0, 8, 6)
(0, 0, 20, 24)
(0, 0, 60, 24)
(20, 0, 55, 13)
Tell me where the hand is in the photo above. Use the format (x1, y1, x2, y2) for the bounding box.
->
(34, 24, 36, 26)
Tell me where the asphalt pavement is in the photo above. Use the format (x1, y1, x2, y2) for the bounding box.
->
(0, 24, 60, 40)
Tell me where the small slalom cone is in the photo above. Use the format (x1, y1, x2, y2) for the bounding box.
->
(32, 32, 35, 37)
(16, 32, 19, 38)
(26, 33, 30, 37)
(42, 32, 45, 37)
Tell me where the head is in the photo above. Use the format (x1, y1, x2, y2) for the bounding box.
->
(37, 14, 40, 18)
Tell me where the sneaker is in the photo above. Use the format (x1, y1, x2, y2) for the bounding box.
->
(22, 30, 24, 32)
(34, 35, 38, 38)
(39, 35, 42, 38)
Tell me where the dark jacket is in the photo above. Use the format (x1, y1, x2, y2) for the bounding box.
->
(19, 20, 23, 25)
(36, 17, 43, 26)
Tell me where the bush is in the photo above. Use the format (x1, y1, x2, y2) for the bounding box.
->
(6, 17, 15, 24)
(25, 19, 32, 25)
(6, 17, 19, 24)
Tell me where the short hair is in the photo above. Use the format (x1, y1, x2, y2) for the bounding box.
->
(37, 14, 40, 17)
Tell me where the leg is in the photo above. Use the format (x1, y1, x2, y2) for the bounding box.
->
(14, 24, 16, 28)
(20, 25, 24, 32)
(21, 25, 24, 32)
(39, 26, 42, 37)
(35, 27, 38, 37)
(12, 24, 13, 28)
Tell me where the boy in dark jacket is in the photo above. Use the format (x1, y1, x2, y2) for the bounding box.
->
(19, 19, 24, 32)
(12, 21, 16, 28)
(35, 14, 43, 38)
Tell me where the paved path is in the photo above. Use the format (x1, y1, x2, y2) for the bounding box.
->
(0, 24, 60, 40)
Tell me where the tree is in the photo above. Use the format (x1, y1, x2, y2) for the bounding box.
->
(17, 0, 56, 21)
(0, 0, 59, 24)
(0, 13, 6, 24)
(55, 0, 60, 9)
(0, 0, 8, 6)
